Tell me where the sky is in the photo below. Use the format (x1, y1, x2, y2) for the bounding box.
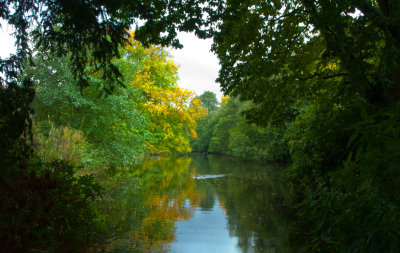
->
(0, 23, 223, 101)
(0, 21, 16, 58)
(169, 32, 223, 101)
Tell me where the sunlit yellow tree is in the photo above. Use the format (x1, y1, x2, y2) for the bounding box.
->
(116, 33, 207, 154)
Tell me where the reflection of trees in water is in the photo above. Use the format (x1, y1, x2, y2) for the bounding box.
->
(95, 156, 201, 252)
(94, 154, 294, 252)
(197, 182, 216, 211)
(191, 154, 293, 253)
(219, 172, 291, 253)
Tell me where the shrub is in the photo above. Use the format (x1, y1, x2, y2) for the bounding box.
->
(0, 159, 104, 252)
(33, 121, 86, 166)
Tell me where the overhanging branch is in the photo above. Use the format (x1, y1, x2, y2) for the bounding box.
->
(297, 72, 347, 81)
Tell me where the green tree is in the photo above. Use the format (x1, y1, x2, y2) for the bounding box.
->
(190, 110, 220, 152)
(27, 54, 149, 167)
(198, 91, 218, 112)
(211, 0, 400, 116)
(192, 96, 289, 161)
(208, 98, 240, 153)
(205, 1, 400, 251)
(0, 1, 210, 251)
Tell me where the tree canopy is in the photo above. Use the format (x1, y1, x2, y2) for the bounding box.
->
(191, 96, 289, 161)
(198, 91, 218, 112)
(1, 0, 400, 251)
(209, 0, 400, 123)
(0, 0, 215, 88)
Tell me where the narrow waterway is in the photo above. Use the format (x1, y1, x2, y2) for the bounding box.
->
(94, 154, 295, 252)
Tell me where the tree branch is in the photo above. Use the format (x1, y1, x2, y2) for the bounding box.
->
(297, 72, 347, 81)
(263, 9, 304, 22)
(357, 0, 389, 20)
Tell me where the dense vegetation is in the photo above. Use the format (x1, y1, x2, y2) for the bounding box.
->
(1, 0, 400, 252)
(207, 1, 400, 251)
(28, 34, 205, 166)
(192, 95, 289, 161)
(2, 27, 205, 252)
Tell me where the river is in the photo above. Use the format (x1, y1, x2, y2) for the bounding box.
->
(93, 154, 295, 252)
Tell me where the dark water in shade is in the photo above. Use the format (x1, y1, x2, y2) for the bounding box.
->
(94, 154, 295, 253)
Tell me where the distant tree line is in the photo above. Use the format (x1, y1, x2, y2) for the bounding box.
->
(191, 94, 289, 162)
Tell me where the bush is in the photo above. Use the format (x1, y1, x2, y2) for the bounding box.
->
(288, 102, 400, 251)
(0, 159, 104, 252)
(33, 121, 87, 167)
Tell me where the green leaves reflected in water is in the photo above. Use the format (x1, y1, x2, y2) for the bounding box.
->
(95, 154, 294, 252)
(192, 154, 293, 253)
(96, 156, 200, 252)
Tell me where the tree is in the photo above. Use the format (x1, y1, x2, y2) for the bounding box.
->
(117, 36, 207, 154)
(2, 0, 400, 251)
(1, 0, 214, 166)
(0, 2, 210, 250)
(211, 0, 400, 116)
(191, 96, 289, 161)
(29, 33, 206, 164)
(208, 98, 240, 153)
(190, 110, 219, 152)
(27, 53, 149, 167)
(198, 91, 218, 112)
(205, 1, 400, 251)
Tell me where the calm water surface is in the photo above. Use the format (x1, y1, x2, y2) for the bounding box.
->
(95, 154, 294, 252)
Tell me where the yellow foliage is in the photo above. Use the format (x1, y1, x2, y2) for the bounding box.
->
(130, 157, 202, 250)
(121, 33, 206, 154)
(220, 95, 230, 106)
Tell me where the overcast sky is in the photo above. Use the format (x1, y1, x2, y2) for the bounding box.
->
(0, 23, 223, 101)
(0, 22, 16, 58)
(169, 32, 223, 101)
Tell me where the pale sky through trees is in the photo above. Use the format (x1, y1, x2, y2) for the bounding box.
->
(0, 22, 223, 101)
(0, 21, 16, 58)
(169, 32, 223, 101)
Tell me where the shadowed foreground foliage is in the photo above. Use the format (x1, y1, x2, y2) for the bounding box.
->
(1, 0, 400, 251)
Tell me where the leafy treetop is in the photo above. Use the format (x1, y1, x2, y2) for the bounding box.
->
(198, 91, 218, 112)
(211, 0, 400, 123)
(0, 0, 221, 91)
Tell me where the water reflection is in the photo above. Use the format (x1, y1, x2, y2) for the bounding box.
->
(170, 197, 240, 253)
(95, 154, 293, 252)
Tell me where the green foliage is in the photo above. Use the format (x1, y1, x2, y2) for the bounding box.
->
(208, 98, 240, 153)
(283, 97, 400, 251)
(2, 0, 400, 251)
(229, 119, 288, 161)
(33, 121, 87, 167)
(0, 1, 212, 252)
(0, 159, 103, 252)
(29, 34, 201, 161)
(190, 110, 220, 152)
(203, 1, 400, 251)
(192, 97, 289, 161)
(1, 0, 212, 94)
(27, 54, 149, 167)
(285, 102, 358, 182)
(198, 91, 218, 112)
(212, 0, 400, 115)
(0, 79, 35, 163)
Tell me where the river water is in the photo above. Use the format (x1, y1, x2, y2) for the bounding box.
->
(95, 154, 295, 252)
